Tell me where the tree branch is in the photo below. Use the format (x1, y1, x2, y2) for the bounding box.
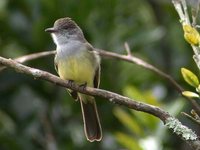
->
(0, 56, 170, 121)
(98, 48, 182, 91)
(97, 48, 200, 114)
(0, 51, 56, 71)
(1, 48, 200, 114)
(0, 55, 200, 149)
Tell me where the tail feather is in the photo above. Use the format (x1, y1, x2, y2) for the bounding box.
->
(80, 96, 102, 142)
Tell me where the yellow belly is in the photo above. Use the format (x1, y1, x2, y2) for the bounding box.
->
(58, 56, 94, 87)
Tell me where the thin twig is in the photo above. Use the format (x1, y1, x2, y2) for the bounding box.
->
(181, 0, 191, 25)
(192, 5, 199, 26)
(124, 42, 132, 56)
(172, 0, 186, 23)
(181, 112, 200, 125)
(0, 51, 56, 71)
(191, 109, 200, 120)
(98, 49, 182, 91)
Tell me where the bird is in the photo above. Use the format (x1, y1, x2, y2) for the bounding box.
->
(45, 17, 102, 142)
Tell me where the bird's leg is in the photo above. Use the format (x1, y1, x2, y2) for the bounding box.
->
(67, 79, 74, 87)
(79, 82, 87, 91)
(67, 80, 79, 101)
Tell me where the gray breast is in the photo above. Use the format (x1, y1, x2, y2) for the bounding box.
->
(56, 40, 88, 60)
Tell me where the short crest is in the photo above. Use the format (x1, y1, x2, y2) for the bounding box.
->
(54, 17, 77, 30)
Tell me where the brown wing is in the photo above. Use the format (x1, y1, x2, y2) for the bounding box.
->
(94, 66, 100, 88)
(84, 42, 100, 88)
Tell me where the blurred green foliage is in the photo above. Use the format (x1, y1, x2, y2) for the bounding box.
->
(0, 0, 199, 150)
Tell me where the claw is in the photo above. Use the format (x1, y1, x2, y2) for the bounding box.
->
(67, 80, 74, 87)
(79, 82, 87, 91)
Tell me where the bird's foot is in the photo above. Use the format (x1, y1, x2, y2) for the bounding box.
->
(67, 80, 74, 87)
(79, 82, 87, 91)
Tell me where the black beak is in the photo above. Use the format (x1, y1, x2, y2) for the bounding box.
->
(45, 27, 57, 33)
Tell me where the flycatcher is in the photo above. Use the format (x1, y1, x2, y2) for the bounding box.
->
(45, 17, 102, 142)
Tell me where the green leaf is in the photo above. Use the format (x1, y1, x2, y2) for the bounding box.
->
(181, 68, 199, 88)
(182, 91, 199, 98)
(115, 132, 142, 150)
(113, 107, 143, 135)
(196, 85, 200, 93)
(123, 85, 160, 106)
(131, 111, 158, 130)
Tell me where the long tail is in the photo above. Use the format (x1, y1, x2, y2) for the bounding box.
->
(80, 95, 102, 142)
